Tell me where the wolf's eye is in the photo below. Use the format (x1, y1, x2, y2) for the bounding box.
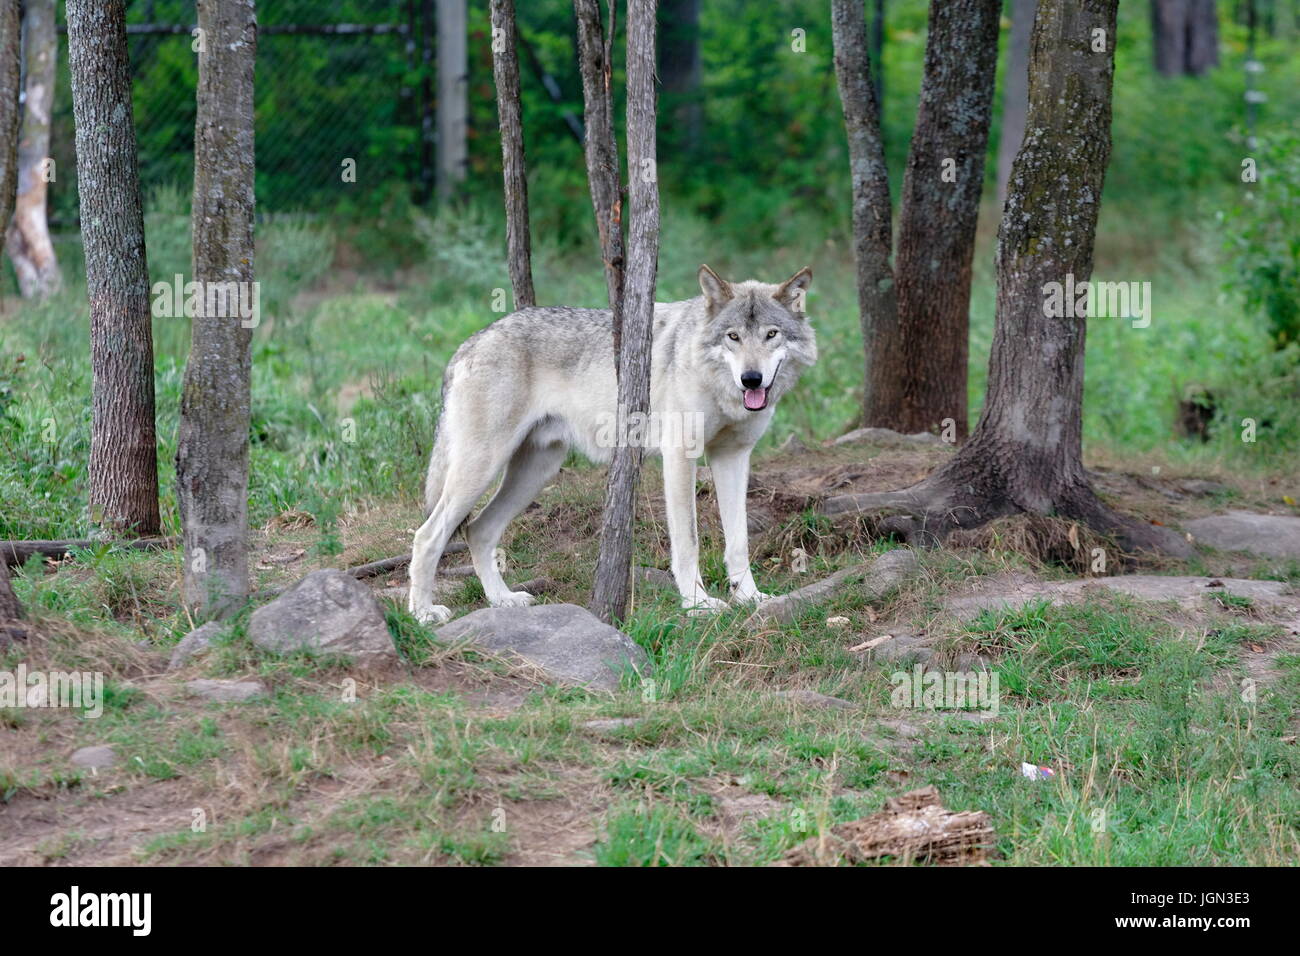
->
(727, 332, 740, 341)
(766, 329, 778, 339)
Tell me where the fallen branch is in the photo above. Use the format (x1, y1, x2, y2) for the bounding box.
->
(1, 536, 178, 568)
(747, 548, 919, 625)
(777, 786, 997, 866)
(346, 541, 467, 580)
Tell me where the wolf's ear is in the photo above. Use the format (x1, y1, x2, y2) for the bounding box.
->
(774, 267, 813, 314)
(698, 264, 733, 312)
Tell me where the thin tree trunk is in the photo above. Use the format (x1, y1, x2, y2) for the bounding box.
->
(826, 0, 1190, 559)
(574, 0, 624, 316)
(1151, 0, 1189, 75)
(0, 560, 25, 646)
(591, 0, 658, 625)
(871, 0, 885, 114)
(5, 0, 61, 298)
(997, 0, 1034, 208)
(490, 0, 535, 308)
(831, 0, 898, 429)
(658, 0, 701, 155)
(0, 0, 19, 238)
(891, 0, 1000, 441)
(1185, 0, 1219, 74)
(436, 0, 467, 199)
(67, 0, 161, 536)
(175, 0, 256, 619)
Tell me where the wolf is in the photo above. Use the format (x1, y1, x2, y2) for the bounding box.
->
(408, 264, 817, 625)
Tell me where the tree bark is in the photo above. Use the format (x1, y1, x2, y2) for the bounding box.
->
(831, 0, 898, 429)
(590, 0, 658, 625)
(436, 0, 467, 199)
(997, 0, 1035, 208)
(824, 0, 1191, 560)
(490, 0, 535, 308)
(67, 0, 161, 536)
(0, 0, 19, 238)
(175, 0, 256, 619)
(833, 0, 999, 437)
(658, 0, 701, 155)
(574, 0, 624, 316)
(5, 0, 61, 298)
(892, 0, 1000, 440)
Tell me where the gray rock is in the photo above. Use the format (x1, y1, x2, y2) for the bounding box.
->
(773, 689, 854, 710)
(1177, 479, 1232, 497)
(71, 745, 117, 769)
(944, 574, 1296, 620)
(168, 621, 222, 671)
(1185, 511, 1300, 558)
(435, 603, 647, 692)
(248, 569, 397, 666)
(185, 679, 268, 702)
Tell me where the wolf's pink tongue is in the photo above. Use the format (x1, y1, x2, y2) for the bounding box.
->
(743, 388, 767, 410)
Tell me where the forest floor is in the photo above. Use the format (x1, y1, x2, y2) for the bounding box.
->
(3, 435, 1299, 866)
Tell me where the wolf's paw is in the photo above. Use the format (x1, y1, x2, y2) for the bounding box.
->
(682, 595, 729, 616)
(490, 590, 536, 609)
(412, 604, 454, 626)
(730, 590, 772, 606)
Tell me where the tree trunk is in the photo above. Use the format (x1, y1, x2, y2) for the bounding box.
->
(175, 0, 256, 619)
(997, 0, 1035, 208)
(0, 0, 19, 238)
(5, 0, 61, 298)
(824, 0, 1190, 559)
(1185, 0, 1219, 75)
(490, 0, 535, 308)
(831, 0, 898, 429)
(436, 0, 467, 200)
(0, 560, 25, 646)
(591, 0, 658, 625)
(1152, 0, 1218, 75)
(574, 0, 624, 316)
(67, 0, 161, 536)
(870, 0, 885, 115)
(892, 0, 1001, 440)
(658, 0, 701, 155)
(833, 0, 999, 437)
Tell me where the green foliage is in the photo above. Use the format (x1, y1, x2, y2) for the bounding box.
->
(1224, 132, 1300, 351)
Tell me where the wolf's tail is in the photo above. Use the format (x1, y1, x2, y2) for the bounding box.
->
(422, 421, 450, 517)
(422, 367, 454, 516)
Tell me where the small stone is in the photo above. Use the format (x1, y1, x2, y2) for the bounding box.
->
(581, 718, 640, 735)
(773, 689, 854, 710)
(71, 745, 117, 769)
(185, 679, 268, 702)
(168, 621, 222, 671)
(826, 616, 851, 628)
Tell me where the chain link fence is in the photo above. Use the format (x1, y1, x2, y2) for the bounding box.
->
(49, 0, 428, 224)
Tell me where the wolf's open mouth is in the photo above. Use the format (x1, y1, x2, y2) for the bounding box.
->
(743, 387, 768, 411)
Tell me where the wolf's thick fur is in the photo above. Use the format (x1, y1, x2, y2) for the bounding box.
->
(408, 265, 817, 625)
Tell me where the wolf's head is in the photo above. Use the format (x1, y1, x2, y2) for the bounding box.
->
(697, 264, 818, 414)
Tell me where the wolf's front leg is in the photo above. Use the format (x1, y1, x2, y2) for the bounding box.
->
(662, 450, 728, 614)
(709, 445, 769, 604)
